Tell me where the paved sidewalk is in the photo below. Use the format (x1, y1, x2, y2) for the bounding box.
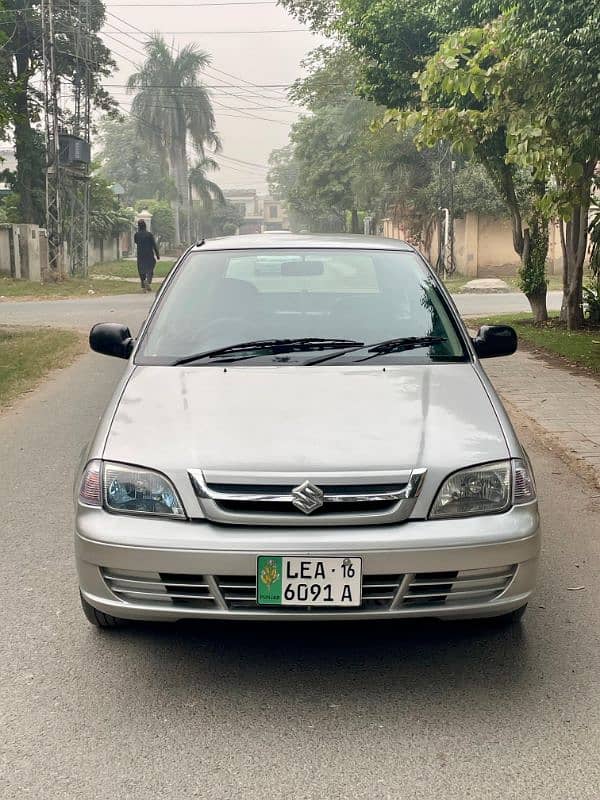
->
(485, 349, 600, 487)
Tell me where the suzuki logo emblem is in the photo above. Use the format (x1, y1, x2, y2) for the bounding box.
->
(292, 480, 324, 514)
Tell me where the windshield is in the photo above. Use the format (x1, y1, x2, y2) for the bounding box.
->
(136, 248, 468, 365)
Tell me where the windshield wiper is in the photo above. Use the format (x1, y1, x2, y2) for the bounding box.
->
(171, 337, 364, 365)
(306, 336, 448, 365)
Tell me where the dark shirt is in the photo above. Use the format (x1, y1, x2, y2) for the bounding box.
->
(134, 230, 159, 269)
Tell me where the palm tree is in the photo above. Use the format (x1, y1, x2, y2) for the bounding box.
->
(127, 35, 220, 244)
(188, 156, 226, 240)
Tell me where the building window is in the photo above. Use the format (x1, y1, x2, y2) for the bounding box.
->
(269, 205, 278, 219)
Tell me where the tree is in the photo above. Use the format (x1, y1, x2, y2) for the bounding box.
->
(97, 117, 172, 205)
(127, 35, 220, 245)
(292, 0, 598, 327)
(0, 128, 45, 225)
(0, 0, 115, 223)
(0, 0, 14, 136)
(501, 0, 599, 329)
(134, 199, 176, 244)
(88, 169, 132, 240)
(188, 156, 225, 240)
(270, 44, 499, 242)
(397, 4, 599, 328)
(205, 202, 243, 237)
(388, 21, 550, 321)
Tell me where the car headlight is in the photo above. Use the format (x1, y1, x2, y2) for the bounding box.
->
(430, 460, 524, 519)
(78, 460, 185, 518)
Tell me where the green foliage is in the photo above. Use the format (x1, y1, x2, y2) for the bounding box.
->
(0, 128, 45, 225)
(202, 202, 243, 237)
(0, 327, 83, 409)
(127, 34, 220, 243)
(270, 44, 505, 236)
(582, 285, 600, 324)
(0, 192, 20, 222)
(89, 170, 133, 239)
(451, 163, 506, 218)
(471, 313, 600, 373)
(134, 199, 176, 244)
(188, 157, 225, 210)
(98, 117, 171, 204)
(384, 18, 551, 302)
(0, 0, 116, 222)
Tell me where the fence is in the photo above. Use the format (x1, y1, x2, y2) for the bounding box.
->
(382, 212, 564, 277)
(0, 223, 119, 281)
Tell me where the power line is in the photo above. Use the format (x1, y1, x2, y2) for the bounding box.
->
(106, 10, 296, 98)
(108, 85, 298, 111)
(115, 102, 271, 177)
(102, 19, 297, 123)
(0, 1, 277, 11)
(102, 26, 298, 109)
(106, 1, 278, 4)
(104, 81, 293, 88)
(109, 28, 308, 34)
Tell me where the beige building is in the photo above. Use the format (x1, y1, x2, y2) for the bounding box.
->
(224, 189, 289, 234)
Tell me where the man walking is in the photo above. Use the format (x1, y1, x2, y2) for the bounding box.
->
(134, 219, 160, 292)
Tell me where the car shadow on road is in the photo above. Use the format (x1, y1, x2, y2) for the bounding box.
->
(92, 616, 534, 705)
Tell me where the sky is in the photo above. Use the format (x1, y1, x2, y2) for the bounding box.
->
(100, 0, 323, 193)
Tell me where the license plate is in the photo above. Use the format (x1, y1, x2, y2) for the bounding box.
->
(257, 556, 362, 607)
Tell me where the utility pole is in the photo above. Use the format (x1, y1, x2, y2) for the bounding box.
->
(65, 0, 92, 277)
(41, 0, 92, 278)
(41, 0, 63, 277)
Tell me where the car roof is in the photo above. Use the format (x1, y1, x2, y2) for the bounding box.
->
(191, 233, 414, 252)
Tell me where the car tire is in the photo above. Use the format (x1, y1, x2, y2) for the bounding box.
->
(80, 591, 126, 628)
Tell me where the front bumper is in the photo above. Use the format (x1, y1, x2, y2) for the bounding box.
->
(75, 504, 540, 621)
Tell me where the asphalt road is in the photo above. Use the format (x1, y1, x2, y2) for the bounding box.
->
(0, 289, 564, 332)
(1, 346, 599, 798)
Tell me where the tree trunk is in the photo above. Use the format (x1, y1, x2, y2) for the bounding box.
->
(484, 159, 548, 321)
(168, 148, 188, 246)
(176, 148, 190, 245)
(13, 33, 35, 223)
(559, 221, 568, 323)
(526, 285, 548, 324)
(187, 179, 193, 244)
(351, 208, 360, 234)
(520, 214, 549, 324)
(560, 161, 596, 330)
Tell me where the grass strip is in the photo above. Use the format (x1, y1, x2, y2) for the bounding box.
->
(468, 313, 600, 374)
(0, 327, 85, 408)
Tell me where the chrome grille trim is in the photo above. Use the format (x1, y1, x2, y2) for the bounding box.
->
(189, 471, 422, 504)
(188, 468, 427, 526)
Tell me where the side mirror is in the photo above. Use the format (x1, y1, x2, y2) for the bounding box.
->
(89, 323, 135, 359)
(472, 325, 517, 359)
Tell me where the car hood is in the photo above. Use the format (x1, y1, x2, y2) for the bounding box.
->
(104, 364, 508, 481)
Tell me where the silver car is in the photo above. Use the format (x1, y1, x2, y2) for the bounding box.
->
(75, 234, 540, 627)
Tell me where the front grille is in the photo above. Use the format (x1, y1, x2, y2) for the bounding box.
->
(188, 469, 426, 527)
(101, 565, 516, 614)
(217, 500, 398, 516)
(403, 566, 516, 607)
(217, 574, 403, 611)
(102, 569, 217, 609)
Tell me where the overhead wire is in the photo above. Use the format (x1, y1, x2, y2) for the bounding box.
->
(51, 4, 292, 182)
(102, 19, 296, 125)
